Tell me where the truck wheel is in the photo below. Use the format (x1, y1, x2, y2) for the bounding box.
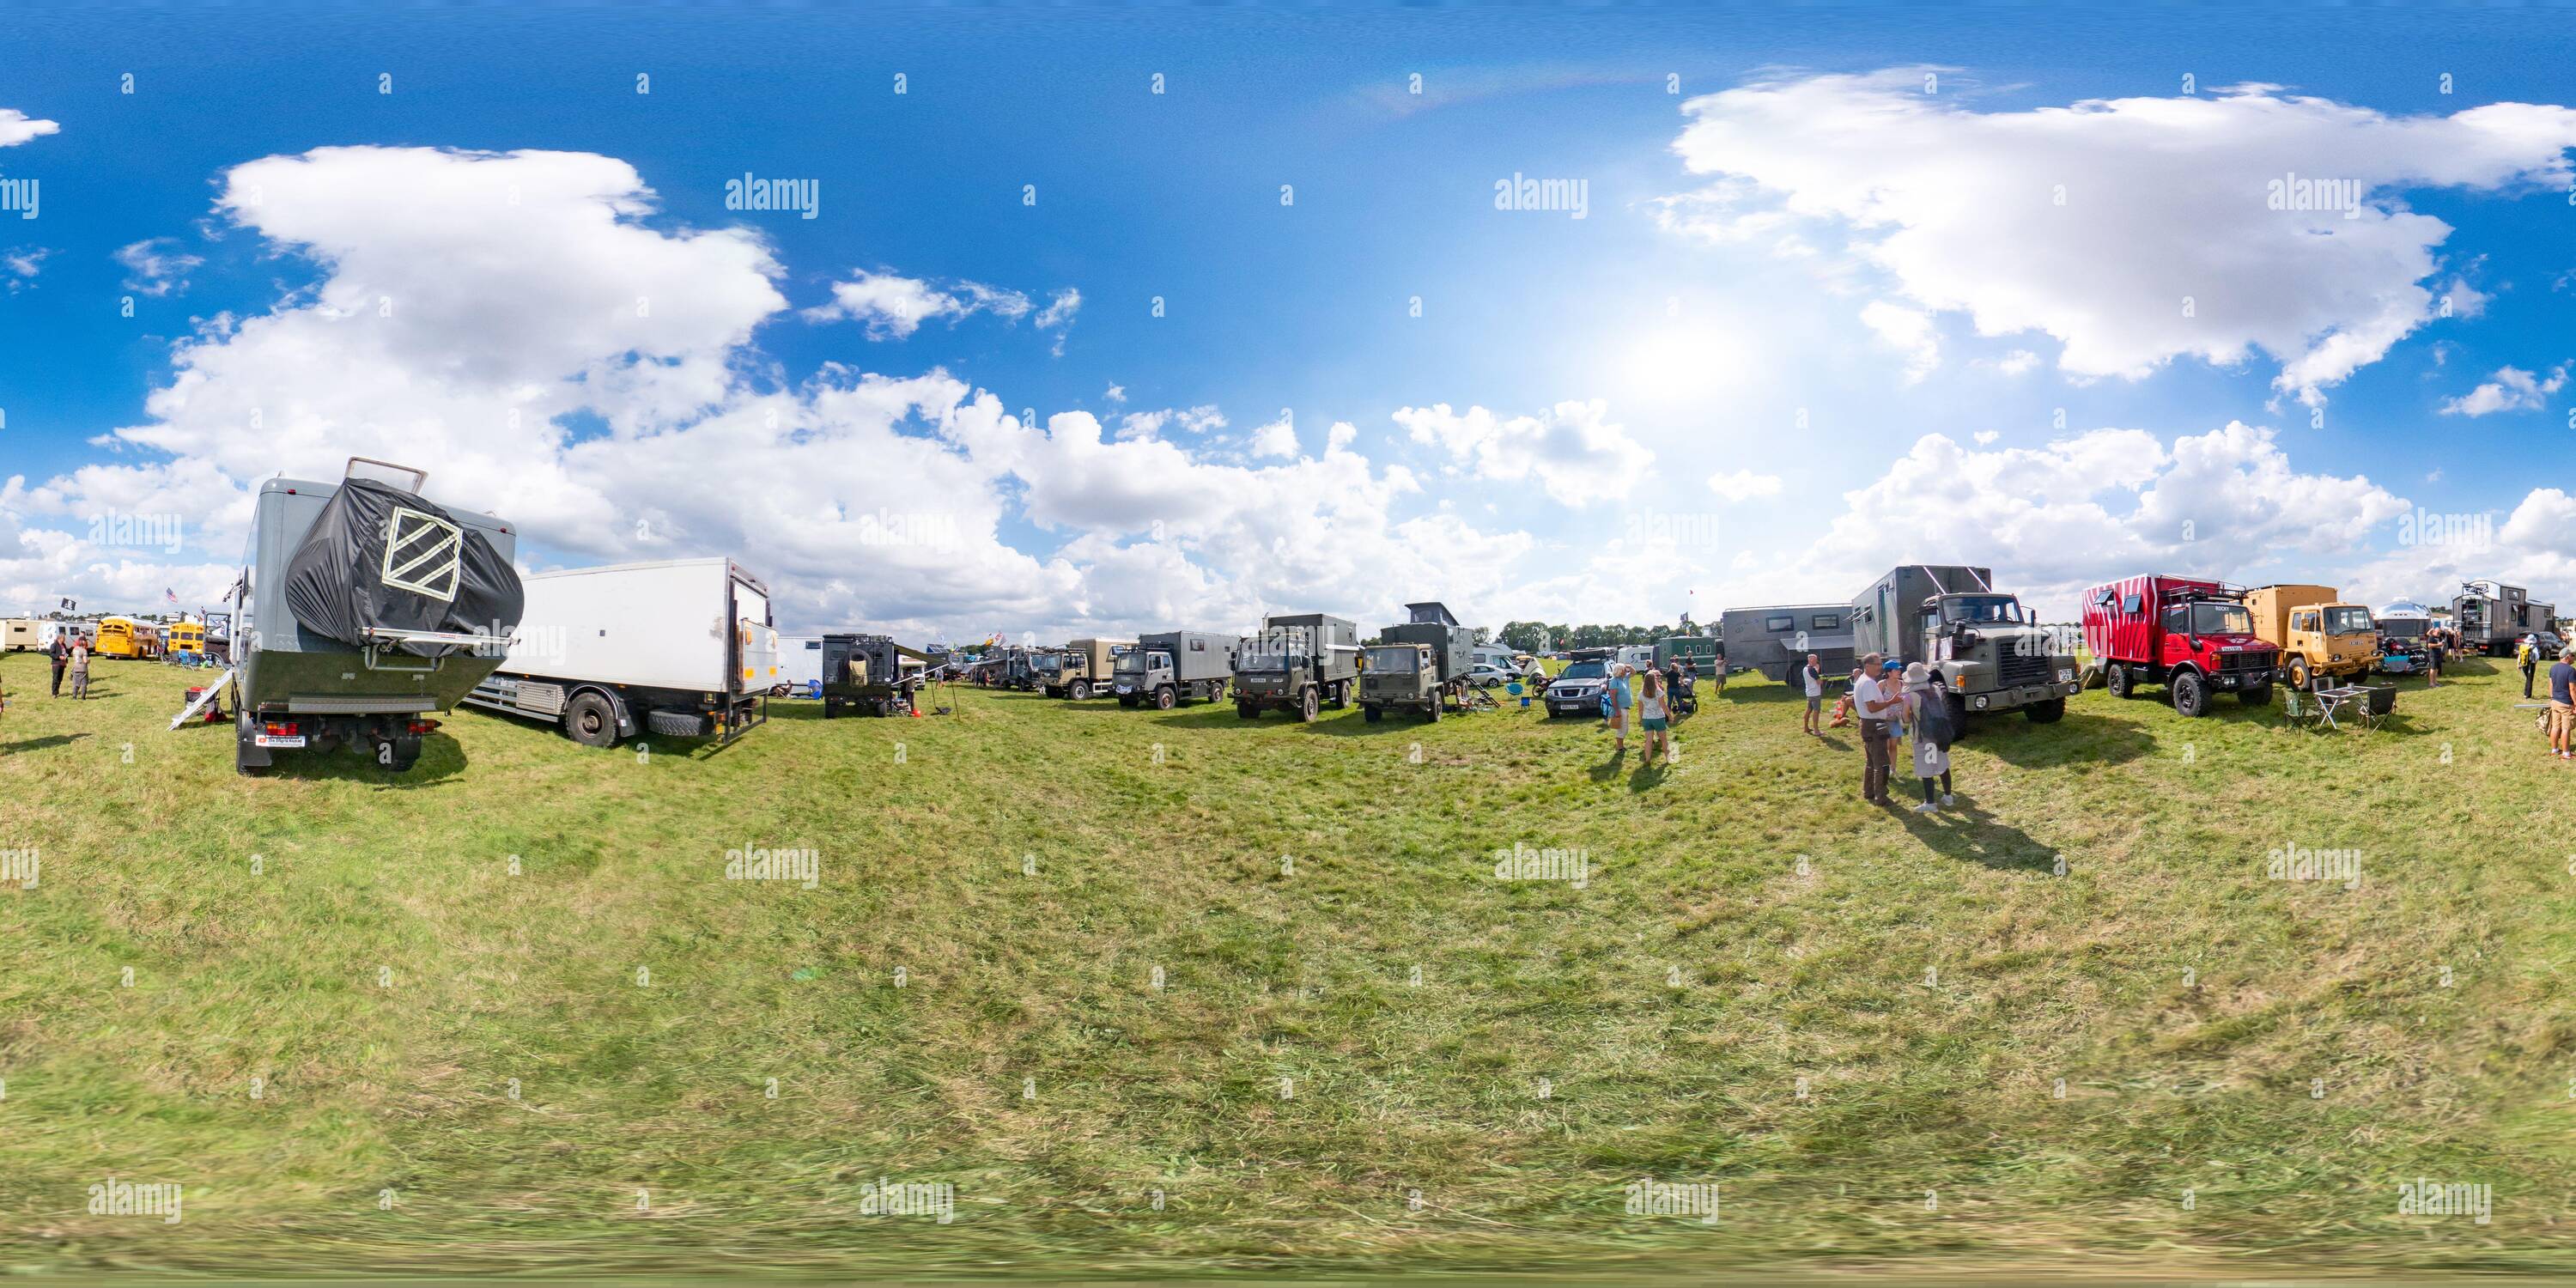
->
(2240, 682, 2272, 707)
(2106, 665, 2134, 699)
(1298, 687, 1320, 723)
(1236, 701, 1258, 720)
(1155, 686, 1176, 711)
(2024, 697, 2065, 724)
(823, 699, 839, 720)
(1327, 682, 1349, 709)
(1425, 699, 1443, 722)
(2287, 657, 2312, 690)
(2172, 671, 2210, 718)
(564, 691, 621, 747)
(1363, 704, 1382, 723)
(1069, 681, 1091, 701)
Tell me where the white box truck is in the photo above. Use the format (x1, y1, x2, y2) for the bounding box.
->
(465, 557, 780, 748)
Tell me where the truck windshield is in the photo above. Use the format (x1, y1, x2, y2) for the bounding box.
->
(2190, 603, 2253, 635)
(1034, 654, 1065, 673)
(1238, 650, 1300, 671)
(1557, 661, 1606, 680)
(1941, 595, 2024, 623)
(1114, 653, 1158, 674)
(1364, 647, 1420, 672)
(2324, 606, 2373, 634)
(2379, 617, 2426, 638)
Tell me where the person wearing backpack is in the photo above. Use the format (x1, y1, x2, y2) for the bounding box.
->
(1903, 662, 1956, 812)
(2521, 636, 2541, 698)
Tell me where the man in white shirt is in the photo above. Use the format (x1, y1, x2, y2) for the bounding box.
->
(1800, 652, 1825, 736)
(1853, 653, 1903, 802)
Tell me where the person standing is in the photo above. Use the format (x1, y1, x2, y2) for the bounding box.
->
(1607, 663, 1635, 753)
(68, 637, 91, 700)
(1854, 653, 1900, 803)
(2424, 634, 2442, 687)
(1904, 663, 1956, 811)
(1800, 653, 1826, 736)
(1638, 668, 1674, 764)
(2520, 635, 2540, 698)
(1709, 644, 1727, 696)
(2550, 648, 2576, 762)
(48, 631, 69, 697)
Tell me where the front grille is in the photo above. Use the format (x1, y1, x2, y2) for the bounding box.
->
(2219, 651, 2270, 674)
(1996, 652, 2052, 688)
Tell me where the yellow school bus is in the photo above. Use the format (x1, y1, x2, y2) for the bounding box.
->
(165, 620, 207, 657)
(94, 617, 161, 659)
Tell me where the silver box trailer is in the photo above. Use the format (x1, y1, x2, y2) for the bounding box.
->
(2451, 580, 2550, 655)
(1720, 604, 1854, 683)
(1114, 629, 1236, 708)
(466, 557, 778, 748)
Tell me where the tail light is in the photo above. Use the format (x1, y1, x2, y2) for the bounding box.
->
(406, 719, 440, 735)
(263, 720, 301, 737)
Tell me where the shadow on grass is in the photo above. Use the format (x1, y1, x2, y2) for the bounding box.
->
(254, 735, 469, 787)
(1968, 710, 2155, 768)
(1890, 794, 2058, 871)
(3, 732, 91, 753)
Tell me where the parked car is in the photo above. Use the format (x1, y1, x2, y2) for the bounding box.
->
(1543, 657, 1615, 718)
(1464, 662, 1520, 689)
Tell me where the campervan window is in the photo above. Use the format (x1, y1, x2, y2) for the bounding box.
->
(1765, 615, 1794, 633)
(1810, 613, 1840, 629)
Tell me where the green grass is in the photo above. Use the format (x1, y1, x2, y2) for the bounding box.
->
(1, 651, 2572, 1278)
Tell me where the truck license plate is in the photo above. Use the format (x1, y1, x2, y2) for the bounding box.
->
(255, 735, 306, 749)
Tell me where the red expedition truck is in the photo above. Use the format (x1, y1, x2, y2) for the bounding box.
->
(2081, 574, 2277, 717)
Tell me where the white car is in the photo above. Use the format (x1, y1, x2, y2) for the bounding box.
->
(1465, 663, 1521, 689)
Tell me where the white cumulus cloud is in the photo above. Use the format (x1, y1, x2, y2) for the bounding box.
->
(2440, 363, 2567, 416)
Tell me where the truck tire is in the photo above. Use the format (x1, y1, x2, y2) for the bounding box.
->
(647, 708, 710, 738)
(1298, 687, 1320, 723)
(1363, 704, 1382, 722)
(823, 699, 839, 720)
(2024, 697, 2065, 723)
(1155, 685, 1177, 711)
(1236, 701, 1259, 720)
(2105, 665, 2134, 699)
(2172, 670, 2209, 718)
(564, 691, 621, 748)
(1425, 698, 1443, 722)
(1069, 681, 1091, 701)
(1327, 682, 1349, 709)
(2287, 657, 2312, 690)
(2240, 682, 2272, 707)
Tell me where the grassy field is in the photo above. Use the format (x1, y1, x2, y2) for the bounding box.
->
(1, 648, 2573, 1279)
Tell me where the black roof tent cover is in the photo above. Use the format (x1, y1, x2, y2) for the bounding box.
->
(281, 478, 524, 657)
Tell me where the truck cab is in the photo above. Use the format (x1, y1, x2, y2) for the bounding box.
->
(2281, 603, 2377, 688)
(1913, 591, 2078, 725)
(1233, 617, 1358, 721)
(1358, 641, 1443, 722)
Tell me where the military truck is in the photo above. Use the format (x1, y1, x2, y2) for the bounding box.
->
(1362, 602, 1474, 721)
(1038, 637, 1128, 699)
(2451, 580, 2555, 656)
(818, 633, 931, 717)
(1849, 564, 2079, 726)
(1113, 630, 1236, 708)
(2243, 585, 2378, 689)
(1654, 635, 1721, 670)
(1233, 613, 1358, 720)
(2081, 574, 2276, 716)
(1718, 604, 1855, 682)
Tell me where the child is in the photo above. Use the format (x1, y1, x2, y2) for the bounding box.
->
(69, 639, 91, 700)
(1639, 669, 1674, 764)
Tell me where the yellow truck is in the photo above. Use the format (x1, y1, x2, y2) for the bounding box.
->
(2245, 584, 2378, 689)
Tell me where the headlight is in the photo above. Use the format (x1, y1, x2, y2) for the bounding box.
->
(2057, 667, 2075, 683)
(1973, 696, 1990, 708)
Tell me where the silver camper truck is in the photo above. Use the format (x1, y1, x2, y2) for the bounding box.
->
(1114, 630, 1237, 708)
(224, 459, 521, 775)
(2451, 580, 2556, 656)
(1719, 605, 1855, 683)
(1233, 613, 1359, 720)
(1848, 564, 2079, 726)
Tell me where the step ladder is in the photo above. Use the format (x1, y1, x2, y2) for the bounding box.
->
(169, 667, 236, 730)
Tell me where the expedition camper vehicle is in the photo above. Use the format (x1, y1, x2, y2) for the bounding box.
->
(1362, 602, 1473, 722)
(1233, 613, 1358, 720)
(2243, 585, 2378, 689)
(1114, 630, 1236, 708)
(221, 459, 522, 775)
(2, 618, 36, 651)
(1719, 605, 1855, 682)
(2451, 581, 2555, 656)
(1038, 638, 1129, 699)
(1653, 635, 1721, 671)
(467, 557, 777, 749)
(2081, 574, 2276, 717)
(819, 633, 933, 717)
(37, 621, 97, 653)
(2372, 601, 2433, 675)
(1849, 564, 2078, 726)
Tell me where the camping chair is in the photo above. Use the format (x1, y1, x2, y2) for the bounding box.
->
(2279, 687, 2322, 732)
(2354, 683, 2396, 732)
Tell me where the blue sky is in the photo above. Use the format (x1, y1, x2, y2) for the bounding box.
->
(3, 7, 2573, 637)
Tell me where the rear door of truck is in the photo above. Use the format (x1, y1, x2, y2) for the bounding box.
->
(728, 569, 777, 696)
